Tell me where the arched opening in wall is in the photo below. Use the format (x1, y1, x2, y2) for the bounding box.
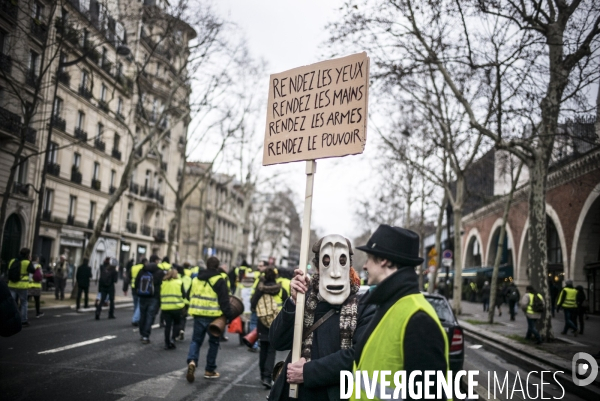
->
(464, 236, 482, 268)
(573, 194, 600, 314)
(547, 215, 564, 285)
(1, 214, 22, 275)
(487, 227, 514, 269)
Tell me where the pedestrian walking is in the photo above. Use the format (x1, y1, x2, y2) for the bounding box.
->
(28, 255, 44, 318)
(160, 268, 187, 350)
(178, 264, 192, 340)
(250, 267, 288, 388)
(7, 248, 35, 327)
(495, 283, 506, 317)
(96, 260, 118, 319)
(575, 285, 587, 335)
(129, 258, 146, 326)
(53, 255, 68, 300)
(556, 279, 578, 336)
(248, 260, 268, 353)
(269, 234, 374, 401)
(350, 225, 448, 401)
(480, 281, 490, 311)
(549, 280, 559, 317)
(76, 259, 92, 311)
(506, 282, 520, 321)
(135, 255, 164, 344)
(521, 285, 544, 344)
(186, 256, 235, 382)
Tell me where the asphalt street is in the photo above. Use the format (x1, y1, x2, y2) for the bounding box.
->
(0, 305, 283, 401)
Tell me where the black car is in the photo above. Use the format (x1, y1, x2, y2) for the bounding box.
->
(423, 292, 464, 372)
(357, 286, 465, 372)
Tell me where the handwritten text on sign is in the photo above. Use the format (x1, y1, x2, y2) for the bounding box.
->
(263, 52, 369, 166)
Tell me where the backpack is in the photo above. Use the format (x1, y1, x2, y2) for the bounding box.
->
(32, 267, 43, 283)
(8, 259, 22, 283)
(508, 288, 519, 302)
(137, 271, 154, 296)
(532, 293, 545, 313)
(256, 293, 279, 328)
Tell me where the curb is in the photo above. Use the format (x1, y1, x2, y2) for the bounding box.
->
(460, 320, 600, 400)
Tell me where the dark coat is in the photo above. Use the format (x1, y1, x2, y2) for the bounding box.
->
(0, 280, 21, 337)
(76, 264, 92, 288)
(354, 267, 448, 401)
(250, 280, 289, 341)
(268, 291, 375, 401)
(134, 263, 164, 299)
(99, 266, 118, 293)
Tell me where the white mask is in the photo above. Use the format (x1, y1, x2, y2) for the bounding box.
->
(317, 234, 351, 305)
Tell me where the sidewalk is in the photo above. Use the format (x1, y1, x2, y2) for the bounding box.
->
(458, 300, 600, 363)
(30, 277, 132, 311)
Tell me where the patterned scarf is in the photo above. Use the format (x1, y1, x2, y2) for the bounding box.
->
(301, 269, 361, 361)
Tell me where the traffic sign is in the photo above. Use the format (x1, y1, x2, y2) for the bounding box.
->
(428, 258, 437, 267)
(442, 249, 453, 259)
(428, 248, 438, 257)
(442, 258, 453, 266)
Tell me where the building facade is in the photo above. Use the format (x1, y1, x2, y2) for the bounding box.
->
(0, 0, 194, 278)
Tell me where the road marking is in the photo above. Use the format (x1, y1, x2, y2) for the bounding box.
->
(38, 335, 117, 354)
(211, 359, 259, 401)
(469, 344, 483, 349)
(110, 368, 183, 401)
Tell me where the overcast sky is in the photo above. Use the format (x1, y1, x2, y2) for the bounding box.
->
(214, 0, 376, 240)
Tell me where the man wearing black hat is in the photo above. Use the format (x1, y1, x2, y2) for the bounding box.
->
(351, 224, 449, 401)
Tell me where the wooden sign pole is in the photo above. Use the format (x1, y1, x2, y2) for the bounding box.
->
(289, 159, 316, 399)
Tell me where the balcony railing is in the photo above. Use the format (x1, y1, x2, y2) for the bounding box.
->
(156, 193, 164, 205)
(126, 221, 137, 234)
(42, 210, 52, 221)
(0, 53, 12, 74)
(57, 71, 70, 86)
(147, 188, 155, 199)
(74, 127, 88, 141)
(140, 186, 147, 197)
(12, 182, 28, 196)
(98, 100, 109, 113)
(46, 162, 60, 176)
(88, 219, 94, 229)
(30, 19, 48, 42)
(116, 112, 125, 122)
(109, 185, 116, 194)
(71, 168, 82, 184)
(91, 179, 101, 191)
(78, 85, 92, 100)
(129, 182, 139, 194)
(67, 215, 75, 225)
(101, 60, 112, 75)
(141, 225, 151, 236)
(51, 115, 66, 132)
(0, 106, 21, 133)
(94, 139, 106, 152)
(111, 148, 121, 160)
(153, 228, 166, 242)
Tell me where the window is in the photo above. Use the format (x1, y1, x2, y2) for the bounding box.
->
(145, 170, 150, 190)
(59, 52, 67, 72)
(81, 70, 88, 87)
(97, 123, 103, 139)
(77, 111, 85, 129)
(47, 142, 58, 164)
(110, 169, 116, 186)
(100, 84, 107, 101)
(101, 47, 107, 66)
(32, 2, 44, 21)
(80, 0, 90, 14)
(116, 62, 123, 77)
(43, 189, 53, 212)
(93, 162, 100, 180)
(113, 134, 120, 151)
(15, 158, 27, 184)
(29, 51, 40, 75)
(0, 31, 7, 54)
(547, 217, 563, 264)
(68, 195, 76, 217)
(73, 153, 81, 168)
(127, 203, 133, 220)
(89, 202, 96, 221)
(117, 97, 123, 114)
(60, 7, 69, 23)
(53, 97, 63, 117)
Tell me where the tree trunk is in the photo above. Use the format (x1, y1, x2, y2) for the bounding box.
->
(0, 143, 24, 254)
(430, 193, 447, 294)
(527, 154, 553, 340)
(451, 176, 465, 315)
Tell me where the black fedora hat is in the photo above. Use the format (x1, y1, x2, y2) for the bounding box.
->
(356, 224, 424, 266)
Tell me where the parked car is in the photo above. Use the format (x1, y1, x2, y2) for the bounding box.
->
(357, 286, 464, 372)
(423, 292, 464, 372)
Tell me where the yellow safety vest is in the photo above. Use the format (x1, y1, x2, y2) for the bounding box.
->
(161, 277, 185, 310)
(29, 264, 42, 289)
(158, 261, 171, 271)
(8, 259, 31, 289)
(235, 266, 249, 282)
(181, 274, 192, 305)
(251, 272, 265, 295)
(351, 293, 450, 401)
(191, 266, 199, 276)
(130, 263, 144, 289)
(221, 272, 231, 290)
(188, 274, 225, 317)
(527, 293, 544, 315)
(558, 287, 577, 309)
(276, 277, 291, 297)
(184, 268, 192, 277)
